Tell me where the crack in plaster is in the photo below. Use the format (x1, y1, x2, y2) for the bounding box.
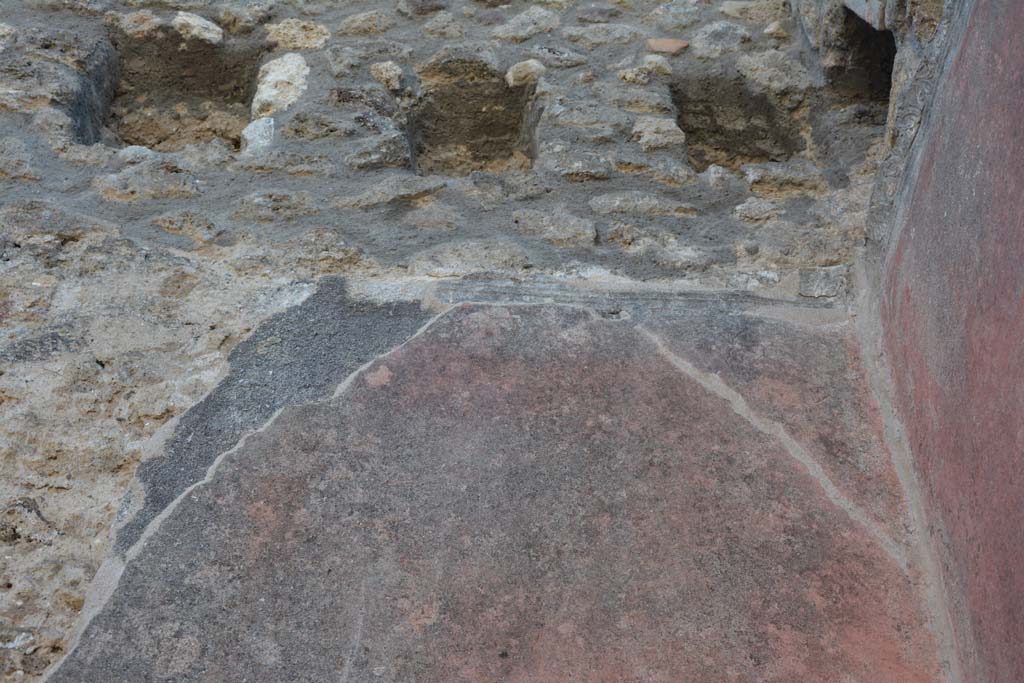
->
(637, 324, 912, 575)
(44, 304, 457, 681)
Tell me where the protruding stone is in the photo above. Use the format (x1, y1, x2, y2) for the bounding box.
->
(562, 23, 642, 48)
(643, 54, 672, 74)
(93, 160, 198, 202)
(512, 207, 596, 246)
(417, 43, 501, 81)
(239, 117, 275, 157)
(0, 22, 16, 44)
(653, 239, 715, 271)
(345, 132, 410, 170)
(599, 83, 674, 114)
(327, 47, 360, 77)
(409, 239, 530, 276)
(171, 12, 223, 44)
(589, 191, 695, 216)
(530, 45, 588, 68)
(764, 19, 789, 39)
(576, 4, 622, 24)
(107, 10, 162, 39)
(283, 112, 359, 140)
(266, 19, 330, 49)
(397, 0, 447, 16)
(217, 3, 271, 33)
(492, 6, 560, 42)
(733, 197, 781, 222)
(424, 11, 464, 38)
(547, 102, 632, 141)
(232, 191, 318, 222)
(799, 265, 848, 298)
(0, 138, 40, 180)
(607, 222, 713, 271)
(701, 164, 735, 189)
(626, 116, 684, 152)
(720, 0, 789, 23)
(370, 61, 404, 90)
(742, 159, 826, 197)
(736, 49, 812, 97)
(631, 116, 687, 151)
(618, 66, 651, 85)
(338, 10, 396, 36)
(617, 55, 673, 83)
(335, 175, 446, 209)
(614, 153, 696, 186)
(402, 202, 461, 230)
(151, 210, 223, 245)
(251, 53, 310, 118)
(647, 0, 701, 31)
(115, 145, 157, 164)
(327, 40, 413, 77)
(541, 143, 614, 181)
(690, 21, 751, 59)
(505, 59, 546, 87)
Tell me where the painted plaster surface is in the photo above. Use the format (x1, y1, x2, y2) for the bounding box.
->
(882, 2, 1024, 680)
(52, 297, 943, 682)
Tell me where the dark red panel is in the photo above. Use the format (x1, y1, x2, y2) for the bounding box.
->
(883, 2, 1024, 680)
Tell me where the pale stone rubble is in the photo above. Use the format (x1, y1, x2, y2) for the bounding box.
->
(171, 11, 224, 43)
(251, 53, 311, 118)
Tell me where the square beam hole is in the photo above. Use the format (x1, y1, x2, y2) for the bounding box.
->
(406, 52, 540, 176)
(107, 20, 265, 151)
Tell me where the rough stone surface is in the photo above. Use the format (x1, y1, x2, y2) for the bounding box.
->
(423, 12, 464, 38)
(799, 263, 847, 297)
(240, 117, 275, 157)
(562, 23, 643, 48)
(511, 207, 595, 245)
(369, 61, 404, 90)
(589, 191, 695, 216)
(505, 59, 546, 87)
(251, 53, 310, 118)
(171, 12, 223, 44)
(631, 116, 687, 151)
(690, 21, 752, 59)
(338, 10, 397, 36)
(398, 0, 448, 16)
(492, 6, 559, 42)
(334, 175, 446, 209)
(266, 19, 330, 50)
(721, 0, 789, 24)
(530, 44, 587, 68)
(646, 37, 689, 54)
(647, 0, 701, 31)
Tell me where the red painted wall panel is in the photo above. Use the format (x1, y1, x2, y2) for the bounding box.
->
(882, 2, 1024, 681)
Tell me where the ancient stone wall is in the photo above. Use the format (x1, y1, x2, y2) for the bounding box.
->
(0, 0, 903, 677)
(2, 0, 1019, 679)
